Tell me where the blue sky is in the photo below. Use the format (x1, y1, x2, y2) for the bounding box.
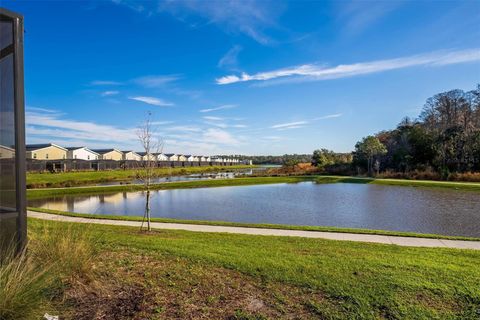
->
(3, 0, 480, 155)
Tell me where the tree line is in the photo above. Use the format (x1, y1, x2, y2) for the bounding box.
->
(312, 85, 480, 178)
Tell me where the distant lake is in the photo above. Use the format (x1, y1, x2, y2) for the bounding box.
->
(29, 182, 480, 237)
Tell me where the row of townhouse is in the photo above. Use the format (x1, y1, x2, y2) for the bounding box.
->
(23, 144, 241, 163)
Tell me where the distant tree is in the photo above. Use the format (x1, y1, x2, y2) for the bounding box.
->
(282, 154, 300, 169)
(354, 136, 387, 176)
(311, 149, 335, 168)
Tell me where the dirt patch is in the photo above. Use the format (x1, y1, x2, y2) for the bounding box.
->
(57, 251, 329, 319)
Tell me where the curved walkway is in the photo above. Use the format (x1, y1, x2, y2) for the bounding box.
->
(28, 211, 480, 250)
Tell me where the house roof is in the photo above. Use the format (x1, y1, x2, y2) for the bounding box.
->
(91, 148, 122, 154)
(165, 153, 176, 157)
(26, 143, 68, 152)
(66, 147, 100, 155)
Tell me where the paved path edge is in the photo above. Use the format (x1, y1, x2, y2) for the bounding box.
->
(28, 211, 480, 250)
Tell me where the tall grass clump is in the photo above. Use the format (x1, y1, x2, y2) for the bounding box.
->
(29, 222, 100, 281)
(0, 247, 52, 320)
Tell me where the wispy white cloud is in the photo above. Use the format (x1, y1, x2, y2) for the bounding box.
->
(133, 75, 181, 88)
(26, 106, 58, 113)
(218, 45, 242, 69)
(271, 121, 308, 129)
(165, 125, 202, 132)
(203, 128, 239, 145)
(313, 113, 343, 120)
(112, 0, 285, 45)
(129, 96, 174, 106)
(101, 90, 119, 96)
(203, 116, 224, 121)
(217, 48, 480, 85)
(271, 113, 343, 130)
(336, 1, 402, 36)
(90, 80, 122, 86)
(26, 109, 138, 148)
(200, 104, 236, 113)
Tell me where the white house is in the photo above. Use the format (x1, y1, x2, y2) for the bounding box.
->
(185, 155, 195, 162)
(122, 151, 142, 161)
(66, 147, 99, 161)
(204, 156, 211, 162)
(138, 152, 156, 161)
(178, 154, 187, 162)
(0, 145, 15, 159)
(165, 153, 178, 161)
(199, 156, 207, 162)
(91, 149, 124, 161)
(156, 153, 168, 161)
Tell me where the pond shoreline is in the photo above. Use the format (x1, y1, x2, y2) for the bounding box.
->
(27, 175, 480, 199)
(28, 207, 480, 242)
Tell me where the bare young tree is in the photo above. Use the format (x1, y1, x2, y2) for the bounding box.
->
(137, 112, 164, 232)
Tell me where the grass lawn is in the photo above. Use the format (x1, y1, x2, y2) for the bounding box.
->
(26, 165, 257, 188)
(27, 218, 480, 319)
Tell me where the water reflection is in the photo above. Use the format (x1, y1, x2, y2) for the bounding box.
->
(29, 182, 480, 237)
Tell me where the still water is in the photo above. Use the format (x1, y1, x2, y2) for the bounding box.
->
(95, 167, 271, 186)
(29, 182, 480, 237)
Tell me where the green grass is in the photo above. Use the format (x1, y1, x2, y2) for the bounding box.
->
(28, 218, 480, 319)
(27, 175, 480, 201)
(26, 165, 257, 188)
(26, 176, 315, 199)
(28, 207, 480, 242)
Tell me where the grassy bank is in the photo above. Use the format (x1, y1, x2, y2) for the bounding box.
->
(26, 165, 257, 188)
(27, 175, 480, 200)
(26, 176, 315, 199)
(28, 207, 480, 242)
(23, 218, 480, 319)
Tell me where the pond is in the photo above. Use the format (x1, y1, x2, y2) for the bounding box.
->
(95, 167, 271, 186)
(29, 182, 480, 237)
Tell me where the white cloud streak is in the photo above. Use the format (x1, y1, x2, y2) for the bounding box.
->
(129, 96, 174, 106)
(90, 80, 122, 86)
(271, 121, 308, 129)
(101, 90, 119, 96)
(199, 104, 236, 113)
(133, 75, 180, 88)
(216, 48, 480, 85)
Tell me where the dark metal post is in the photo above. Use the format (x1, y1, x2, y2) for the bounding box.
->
(0, 7, 26, 254)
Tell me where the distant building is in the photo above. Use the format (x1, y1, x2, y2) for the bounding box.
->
(165, 153, 178, 161)
(177, 154, 187, 162)
(185, 155, 195, 162)
(67, 147, 99, 160)
(91, 149, 123, 161)
(26, 144, 67, 160)
(0, 145, 15, 159)
(137, 152, 156, 161)
(122, 150, 142, 161)
(156, 153, 168, 161)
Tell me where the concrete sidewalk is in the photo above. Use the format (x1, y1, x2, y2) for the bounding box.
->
(28, 211, 480, 250)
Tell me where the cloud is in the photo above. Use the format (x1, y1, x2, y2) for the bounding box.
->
(200, 104, 236, 113)
(26, 109, 138, 148)
(113, 0, 285, 45)
(133, 75, 181, 88)
(203, 128, 239, 145)
(271, 121, 308, 129)
(203, 116, 224, 121)
(218, 45, 242, 69)
(90, 80, 122, 86)
(337, 1, 402, 35)
(313, 113, 343, 120)
(165, 125, 202, 132)
(216, 48, 480, 85)
(101, 90, 119, 96)
(129, 96, 174, 106)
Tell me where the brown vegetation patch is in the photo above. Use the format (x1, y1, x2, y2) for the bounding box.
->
(59, 251, 330, 319)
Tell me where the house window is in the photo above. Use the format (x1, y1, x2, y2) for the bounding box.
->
(75, 155, 77, 159)
(33, 153, 36, 159)
(87, 155, 90, 160)
(46, 154, 49, 159)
